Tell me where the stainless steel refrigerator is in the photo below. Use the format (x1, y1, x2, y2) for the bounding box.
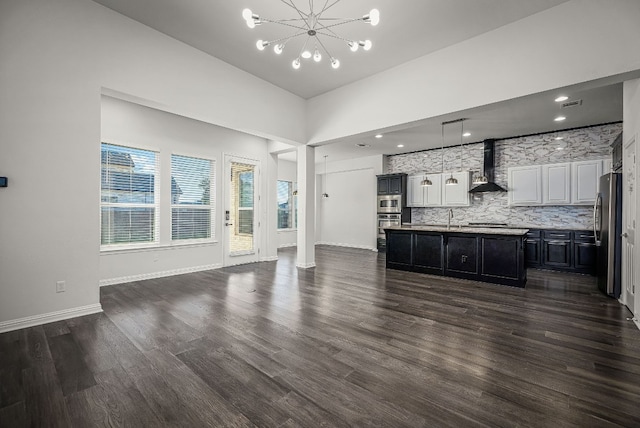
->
(594, 172, 622, 298)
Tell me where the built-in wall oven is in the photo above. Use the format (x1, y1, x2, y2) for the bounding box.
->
(378, 213, 401, 238)
(377, 195, 403, 214)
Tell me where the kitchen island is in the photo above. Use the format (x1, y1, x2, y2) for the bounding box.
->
(385, 225, 529, 287)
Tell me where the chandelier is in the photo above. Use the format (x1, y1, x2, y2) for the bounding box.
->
(242, 1, 380, 70)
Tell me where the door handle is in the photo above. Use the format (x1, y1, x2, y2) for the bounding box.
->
(226, 223, 233, 226)
(622, 232, 628, 238)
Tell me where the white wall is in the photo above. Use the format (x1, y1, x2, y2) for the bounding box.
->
(623, 79, 640, 317)
(100, 96, 271, 284)
(316, 155, 385, 250)
(277, 159, 298, 248)
(0, 0, 304, 328)
(306, 0, 640, 145)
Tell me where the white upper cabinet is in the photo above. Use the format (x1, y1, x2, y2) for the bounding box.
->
(407, 174, 425, 207)
(542, 163, 571, 204)
(508, 166, 542, 205)
(442, 171, 470, 206)
(407, 172, 457, 207)
(571, 159, 603, 204)
(509, 159, 607, 206)
(425, 173, 443, 206)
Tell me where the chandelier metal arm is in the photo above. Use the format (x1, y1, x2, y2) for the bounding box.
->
(296, 35, 312, 58)
(314, 30, 349, 43)
(316, 17, 362, 30)
(314, 34, 335, 60)
(267, 31, 308, 45)
(260, 19, 310, 32)
(319, 0, 342, 15)
(318, 0, 332, 15)
(279, 0, 310, 27)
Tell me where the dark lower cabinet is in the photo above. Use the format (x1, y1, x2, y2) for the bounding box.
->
(386, 231, 412, 268)
(543, 239, 571, 267)
(413, 233, 444, 274)
(446, 236, 478, 275)
(524, 230, 541, 267)
(385, 229, 526, 287)
(525, 229, 596, 275)
(481, 236, 521, 281)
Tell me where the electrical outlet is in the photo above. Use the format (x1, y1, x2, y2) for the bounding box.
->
(56, 280, 66, 293)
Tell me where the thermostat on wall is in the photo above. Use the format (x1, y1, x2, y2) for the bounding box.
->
(0, 177, 7, 187)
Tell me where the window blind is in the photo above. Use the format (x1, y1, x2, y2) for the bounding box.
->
(171, 154, 215, 241)
(101, 143, 159, 246)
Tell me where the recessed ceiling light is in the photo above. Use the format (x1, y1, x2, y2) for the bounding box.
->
(554, 136, 564, 140)
(463, 132, 471, 137)
(554, 116, 566, 122)
(355, 143, 370, 148)
(397, 144, 404, 148)
(555, 96, 569, 102)
(375, 134, 383, 139)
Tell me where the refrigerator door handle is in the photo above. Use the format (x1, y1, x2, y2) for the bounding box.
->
(593, 193, 602, 246)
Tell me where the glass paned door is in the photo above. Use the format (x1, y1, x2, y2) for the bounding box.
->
(224, 156, 260, 266)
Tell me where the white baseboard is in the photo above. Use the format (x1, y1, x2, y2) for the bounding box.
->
(100, 263, 222, 286)
(296, 262, 316, 269)
(278, 243, 297, 248)
(0, 303, 103, 334)
(260, 256, 279, 262)
(316, 241, 377, 251)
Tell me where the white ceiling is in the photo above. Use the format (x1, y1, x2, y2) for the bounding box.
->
(92, 0, 570, 99)
(91, 0, 624, 163)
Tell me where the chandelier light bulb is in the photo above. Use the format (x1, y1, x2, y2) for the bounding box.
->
(242, 8, 253, 21)
(256, 40, 267, 51)
(292, 58, 301, 70)
(331, 58, 340, 69)
(363, 40, 372, 51)
(246, 19, 256, 29)
(313, 49, 322, 62)
(301, 50, 312, 59)
(348, 41, 359, 52)
(364, 9, 380, 26)
(274, 44, 284, 54)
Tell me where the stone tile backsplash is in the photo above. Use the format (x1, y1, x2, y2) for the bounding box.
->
(387, 123, 622, 229)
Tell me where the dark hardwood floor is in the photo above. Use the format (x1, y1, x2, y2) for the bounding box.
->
(2, 245, 640, 427)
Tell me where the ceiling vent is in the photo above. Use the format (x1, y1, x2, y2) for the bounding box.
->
(561, 99, 583, 108)
(355, 143, 370, 148)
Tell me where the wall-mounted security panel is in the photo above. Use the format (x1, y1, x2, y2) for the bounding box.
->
(0, 177, 7, 187)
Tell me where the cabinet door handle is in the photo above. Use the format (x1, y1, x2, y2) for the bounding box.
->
(547, 240, 568, 245)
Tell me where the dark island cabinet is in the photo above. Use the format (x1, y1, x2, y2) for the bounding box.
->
(446, 236, 478, 276)
(413, 233, 444, 274)
(386, 229, 527, 287)
(481, 236, 522, 282)
(525, 229, 596, 275)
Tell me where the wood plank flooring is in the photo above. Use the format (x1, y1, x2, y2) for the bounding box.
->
(2, 245, 640, 427)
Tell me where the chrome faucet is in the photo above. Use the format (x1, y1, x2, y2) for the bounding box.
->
(448, 209, 453, 230)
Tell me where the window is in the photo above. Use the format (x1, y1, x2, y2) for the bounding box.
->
(277, 180, 297, 229)
(101, 143, 159, 247)
(171, 154, 215, 241)
(237, 170, 254, 235)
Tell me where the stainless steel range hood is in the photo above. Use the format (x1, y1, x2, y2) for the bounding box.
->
(469, 139, 507, 193)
